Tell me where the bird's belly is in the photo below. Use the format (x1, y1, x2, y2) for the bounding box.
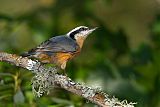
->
(53, 52, 74, 65)
(36, 53, 52, 63)
(37, 52, 73, 64)
(36, 51, 80, 70)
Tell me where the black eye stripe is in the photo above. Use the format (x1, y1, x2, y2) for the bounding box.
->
(70, 30, 79, 40)
(69, 27, 89, 40)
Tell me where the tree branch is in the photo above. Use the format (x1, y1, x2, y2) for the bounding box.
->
(0, 52, 135, 107)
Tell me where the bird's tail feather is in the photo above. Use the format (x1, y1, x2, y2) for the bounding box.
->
(20, 51, 36, 57)
(20, 52, 30, 57)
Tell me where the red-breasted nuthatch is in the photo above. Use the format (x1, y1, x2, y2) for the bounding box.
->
(22, 26, 97, 70)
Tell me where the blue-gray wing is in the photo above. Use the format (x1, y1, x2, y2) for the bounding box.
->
(25, 36, 79, 56)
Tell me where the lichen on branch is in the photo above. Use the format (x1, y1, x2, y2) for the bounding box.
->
(0, 52, 136, 107)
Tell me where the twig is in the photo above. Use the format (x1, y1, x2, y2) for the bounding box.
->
(0, 52, 136, 107)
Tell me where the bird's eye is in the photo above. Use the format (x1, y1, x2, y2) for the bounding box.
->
(80, 28, 84, 31)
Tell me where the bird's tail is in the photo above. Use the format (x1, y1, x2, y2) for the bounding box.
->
(20, 52, 31, 57)
(21, 48, 37, 57)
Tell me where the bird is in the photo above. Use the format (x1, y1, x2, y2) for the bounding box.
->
(22, 26, 97, 71)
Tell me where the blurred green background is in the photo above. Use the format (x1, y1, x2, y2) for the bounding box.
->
(0, 0, 160, 107)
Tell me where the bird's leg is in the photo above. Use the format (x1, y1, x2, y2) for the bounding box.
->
(61, 62, 67, 76)
(63, 69, 68, 76)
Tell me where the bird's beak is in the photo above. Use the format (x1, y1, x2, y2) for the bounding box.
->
(85, 27, 98, 36)
(89, 27, 98, 33)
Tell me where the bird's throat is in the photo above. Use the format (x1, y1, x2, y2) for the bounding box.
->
(76, 37, 85, 48)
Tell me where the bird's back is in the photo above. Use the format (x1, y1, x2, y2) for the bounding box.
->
(22, 36, 79, 57)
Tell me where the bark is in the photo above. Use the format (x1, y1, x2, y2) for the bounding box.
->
(0, 52, 135, 107)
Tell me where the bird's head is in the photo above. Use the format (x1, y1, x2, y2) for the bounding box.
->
(67, 26, 97, 48)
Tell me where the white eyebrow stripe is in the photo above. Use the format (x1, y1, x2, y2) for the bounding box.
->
(67, 26, 88, 36)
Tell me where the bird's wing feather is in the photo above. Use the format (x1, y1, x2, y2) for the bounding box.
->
(27, 36, 79, 56)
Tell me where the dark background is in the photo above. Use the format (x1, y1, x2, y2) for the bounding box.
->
(0, 0, 160, 107)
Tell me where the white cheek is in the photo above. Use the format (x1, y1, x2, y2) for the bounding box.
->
(75, 34, 84, 40)
(81, 31, 88, 35)
(75, 35, 78, 40)
(75, 35, 79, 40)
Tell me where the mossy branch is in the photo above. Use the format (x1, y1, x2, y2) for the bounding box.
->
(0, 52, 136, 107)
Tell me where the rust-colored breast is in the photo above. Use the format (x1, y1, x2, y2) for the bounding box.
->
(54, 52, 73, 65)
(36, 48, 81, 69)
(37, 53, 72, 64)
